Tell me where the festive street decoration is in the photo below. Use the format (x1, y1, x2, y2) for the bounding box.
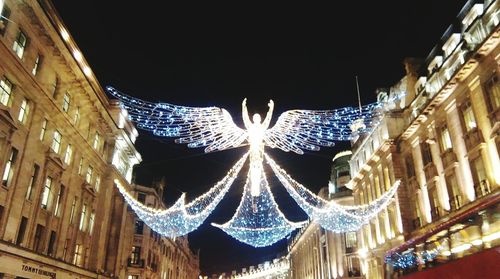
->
(212, 167, 305, 247)
(266, 153, 400, 232)
(115, 153, 248, 238)
(107, 86, 401, 247)
(385, 245, 443, 270)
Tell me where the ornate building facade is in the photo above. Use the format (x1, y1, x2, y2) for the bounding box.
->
(349, 0, 500, 278)
(125, 183, 200, 279)
(0, 0, 199, 278)
(288, 151, 362, 279)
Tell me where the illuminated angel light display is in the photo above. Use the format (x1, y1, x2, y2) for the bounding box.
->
(107, 86, 401, 247)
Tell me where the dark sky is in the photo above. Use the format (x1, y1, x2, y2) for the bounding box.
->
(51, 0, 468, 275)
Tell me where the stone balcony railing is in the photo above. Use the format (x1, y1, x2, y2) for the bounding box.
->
(464, 128, 483, 151)
(449, 195, 463, 212)
(474, 179, 492, 198)
(441, 149, 458, 169)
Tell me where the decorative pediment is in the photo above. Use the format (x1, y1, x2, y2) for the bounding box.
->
(0, 105, 18, 134)
(45, 148, 66, 176)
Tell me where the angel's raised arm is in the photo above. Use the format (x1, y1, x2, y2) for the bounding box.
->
(262, 99, 274, 129)
(242, 98, 252, 128)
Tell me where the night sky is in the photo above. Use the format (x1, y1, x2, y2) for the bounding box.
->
(51, 0, 467, 275)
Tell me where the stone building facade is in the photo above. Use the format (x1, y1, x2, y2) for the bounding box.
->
(349, 1, 500, 277)
(0, 0, 199, 278)
(288, 151, 362, 279)
(124, 183, 200, 279)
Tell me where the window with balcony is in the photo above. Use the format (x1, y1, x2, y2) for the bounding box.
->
(25, 164, 39, 200)
(461, 100, 477, 132)
(32, 55, 42, 76)
(51, 130, 62, 153)
(446, 173, 462, 211)
(12, 30, 28, 59)
(40, 119, 47, 141)
(62, 92, 70, 113)
(470, 156, 490, 198)
(2, 148, 18, 187)
(0, 77, 13, 106)
(345, 231, 357, 252)
(33, 224, 45, 252)
(93, 133, 100, 150)
(40, 177, 52, 210)
(18, 98, 29, 124)
(54, 185, 65, 217)
(64, 144, 72, 165)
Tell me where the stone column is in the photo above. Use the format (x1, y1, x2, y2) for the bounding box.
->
(410, 138, 432, 223)
(445, 101, 475, 201)
(426, 124, 451, 211)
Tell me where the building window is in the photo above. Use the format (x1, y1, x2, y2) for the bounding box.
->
(54, 185, 65, 217)
(446, 173, 462, 211)
(404, 155, 415, 178)
(130, 246, 141, 264)
(69, 196, 77, 224)
(15, 216, 28, 245)
(25, 164, 40, 200)
(471, 156, 490, 197)
(33, 224, 45, 252)
(2, 148, 18, 187)
(421, 142, 433, 166)
(73, 244, 82, 266)
(64, 145, 73, 165)
(12, 30, 28, 59)
(86, 166, 93, 184)
(32, 55, 42, 76)
(135, 220, 144, 235)
(345, 231, 357, 249)
(78, 157, 84, 175)
(128, 276, 139, 279)
(439, 125, 453, 151)
(62, 238, 70, 260)
(137, 192, 146, 204)
(79, 203, 87, 231)
(95, 175, 101, 192)
(18, 98, 29, 124)
(40, 118, 47, 141)
(484, 74, 500, 113)
(51, 76, 58, 97)
(429, 186, 439, 220)
(41, 177, 52, 209)
(51, 130, 62, 153)
(89, 211, 95, 235)
(0, 77, 13, 106)
(62, 92, 70, 112)
(47, 231, 57, 257)
(93, 133, 100, 150)
(461, 100, 477, 132)
(0, 4, 11, 36)
(73, 106, 80, 126)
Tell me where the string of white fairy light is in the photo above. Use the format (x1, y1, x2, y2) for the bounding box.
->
(265, 153, 400, 232)
(115, 153, 248, 237)
(212, 160, 305, 247)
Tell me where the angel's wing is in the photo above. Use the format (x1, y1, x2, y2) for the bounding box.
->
(264, 103, 382, 154)
(107, 86, 247, 153)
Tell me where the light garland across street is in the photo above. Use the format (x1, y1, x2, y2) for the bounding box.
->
(107, 86, 403, 246)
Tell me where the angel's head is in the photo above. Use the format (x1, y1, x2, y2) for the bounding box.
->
(252, 113, 262, 124)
